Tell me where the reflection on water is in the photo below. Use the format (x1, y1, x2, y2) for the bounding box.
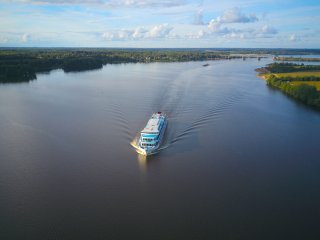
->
(130, 134, 166, 170)
(137, 154, 147, 171)
(1, 59, 320, 239)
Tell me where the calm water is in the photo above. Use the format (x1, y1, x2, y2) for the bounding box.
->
(1, 59, 320, 240)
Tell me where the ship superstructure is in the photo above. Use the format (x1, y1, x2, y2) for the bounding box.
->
(137, 112, 167, 155)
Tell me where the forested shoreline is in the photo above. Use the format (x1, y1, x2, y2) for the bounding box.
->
(0, 48, 242, 83)
(274, 56, 320, 62)
(1, 48, 320, 83)
(256, 62, 320, 110)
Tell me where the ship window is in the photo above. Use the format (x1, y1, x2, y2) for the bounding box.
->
(143, 138, 151, 142)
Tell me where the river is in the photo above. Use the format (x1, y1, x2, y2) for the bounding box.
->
(1, 58, 320, 239)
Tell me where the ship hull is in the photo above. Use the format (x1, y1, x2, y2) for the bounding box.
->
(137, 116, 167, 156)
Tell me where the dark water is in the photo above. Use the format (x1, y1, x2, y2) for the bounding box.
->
(1, 59, 320, 240)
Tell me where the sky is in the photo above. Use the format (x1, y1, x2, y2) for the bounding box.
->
(0, 0, 319, 48)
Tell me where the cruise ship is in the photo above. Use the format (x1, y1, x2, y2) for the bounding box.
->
(137, 112, 167, 155)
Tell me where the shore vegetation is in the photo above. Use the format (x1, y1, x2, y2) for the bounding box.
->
(2, 48, 320, 84)
(256, 63, 320, 110)
(274, 56, 320, 62)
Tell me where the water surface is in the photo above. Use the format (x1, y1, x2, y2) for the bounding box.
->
(1, 59, 320, 239)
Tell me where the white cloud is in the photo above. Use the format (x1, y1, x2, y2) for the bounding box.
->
(4, 1, 317, 48)
(117, 30, 132, 39)
(289, 34, 300, 42)
(102, 30, 133, 40)
(102, 24, 173, 41)
(195, 22, 278, 40)
(198, 8, 277, 40)
(197, 7, 259, 33)
(216, 7, 258, 24)
(101, 32, 114, 40)
(132, 27, 148, 39)
(260, 25, 277, 34)
(21, 33, 30, 42)
(146, 24, 173, 38)
(196, 29, 206, 38)
(207, 20, 229, 34)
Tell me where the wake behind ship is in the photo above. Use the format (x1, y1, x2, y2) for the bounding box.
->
(136, 112, 167, 156)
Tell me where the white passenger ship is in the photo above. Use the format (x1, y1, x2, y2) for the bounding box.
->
(137, 112, 167, 155)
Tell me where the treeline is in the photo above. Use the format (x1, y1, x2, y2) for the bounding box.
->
(0, 48, 244, 83)
(274, 56, 320, 62)
(262, 62, 320, 73)
(2, 48, 319, 84)
(269, 75, 320, 82)
(257, 62, 320, 109)
(265, 73, 320, 110)
(0, 50, 140, 83)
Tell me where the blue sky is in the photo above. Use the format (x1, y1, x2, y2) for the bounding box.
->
(0, 0, 319, 48)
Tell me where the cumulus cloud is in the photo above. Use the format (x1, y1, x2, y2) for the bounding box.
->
(207, 20, 229, 34)
(215, 7, 258, 24)
(132, 27, 148, 39)
(102, 30, 133, 40)
(191, 22, 277, 40)
(145, 24, 173, 38)
(201, 7, 262, 37)
(102, 24, 173, 41)
(198, 7, 258, 33)
(193, 7, 277, 40)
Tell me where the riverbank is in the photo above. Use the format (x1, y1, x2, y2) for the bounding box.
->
(256, 63, 320, 110)
(1, 48, 262, 83)
(274, 56, 320, 62)
(2, 48, 320, 84)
